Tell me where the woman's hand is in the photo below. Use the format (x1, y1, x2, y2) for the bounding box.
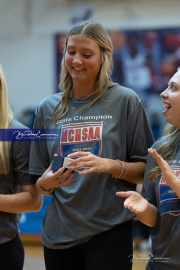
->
(116, 191, 158, 226)
(116, 191, 149, 214)
(148, 148, 176, 186)
(67, 152, 109, 175)
(38, 162, 74, 190)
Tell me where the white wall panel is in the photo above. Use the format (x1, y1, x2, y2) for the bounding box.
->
(0, 0, 180, 116)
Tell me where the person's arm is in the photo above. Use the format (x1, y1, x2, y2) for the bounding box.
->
(148, 148, 180, 198)
(0, 184, 43, 213)
(105, 159, 146, 184)
(67, 152, 145, 184)
(116, 191, 158, 227)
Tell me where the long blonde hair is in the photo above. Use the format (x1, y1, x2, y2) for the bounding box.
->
(0, 65, 13, 174)
(53, 21, 117, 123)
(148, 123, 180, 182)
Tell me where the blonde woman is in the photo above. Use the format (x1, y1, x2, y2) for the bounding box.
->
(29, 21, 154, 270)
(0, 65, 43, 270)
(117, 69, 180, 270)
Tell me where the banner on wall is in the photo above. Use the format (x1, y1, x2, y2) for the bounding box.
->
(55, 27, 180, 139)
(56, 27, 180, 98)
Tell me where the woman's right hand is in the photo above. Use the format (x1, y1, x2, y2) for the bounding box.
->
(116, 191, 148, 214)
(38, 163, 74, 190)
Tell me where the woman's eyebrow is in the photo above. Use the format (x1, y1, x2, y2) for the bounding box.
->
(168, 81, 180, 87)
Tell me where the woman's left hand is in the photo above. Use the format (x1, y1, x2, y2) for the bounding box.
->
(67, 152, 109, 175)
(148, 148, 176, 186)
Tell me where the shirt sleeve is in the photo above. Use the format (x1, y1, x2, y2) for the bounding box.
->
(126, 101, 154, 162)
(12, 139, 37, 186)
(29, 107, 50, 176)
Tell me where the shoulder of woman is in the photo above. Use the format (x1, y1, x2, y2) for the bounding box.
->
(109, 84, 142, 102)
(151, 136, 167, 150)
(36, 92, 62, 117)
(9, 118, 29, 130)
(9, 118, 31, 153)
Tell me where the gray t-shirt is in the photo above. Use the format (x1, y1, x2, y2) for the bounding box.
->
(29, 85, 154, 249)
(0, 118, 37, 245)
(142, 139, 180, 270)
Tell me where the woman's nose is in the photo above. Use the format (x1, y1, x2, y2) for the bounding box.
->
(73, 55, 82, 64)
(160, 89, 168, 99)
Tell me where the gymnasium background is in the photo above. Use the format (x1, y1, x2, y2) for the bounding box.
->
(19, 25, 180, 241)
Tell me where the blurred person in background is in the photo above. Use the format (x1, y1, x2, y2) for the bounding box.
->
(0, 65, 43, 270)
(29, 21, 154, 270)
(109, 30, 126, 85)
(122, 33, 153, 105)
(146, 85, 167, 140)
(117, 67, 180, 270)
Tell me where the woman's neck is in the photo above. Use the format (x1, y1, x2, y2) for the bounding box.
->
(72, 81, 95, 99)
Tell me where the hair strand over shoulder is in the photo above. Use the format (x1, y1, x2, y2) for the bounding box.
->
(0, 65, 13, 174)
